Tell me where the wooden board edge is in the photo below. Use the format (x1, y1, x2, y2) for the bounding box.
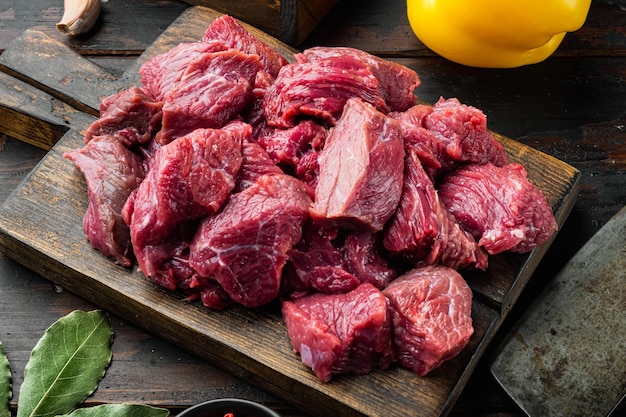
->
(0, 28, 120, 116)
(0, 72, 97, 150)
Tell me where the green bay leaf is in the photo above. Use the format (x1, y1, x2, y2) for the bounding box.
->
(58, 404, 169, 417)
(0, 340, 12, 417)
(17, 310, 113, 417)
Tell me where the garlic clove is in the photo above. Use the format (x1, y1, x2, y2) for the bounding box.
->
(56, 0, 102, 36)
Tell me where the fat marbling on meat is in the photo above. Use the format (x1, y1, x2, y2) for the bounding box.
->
(83, 86, 163, 146)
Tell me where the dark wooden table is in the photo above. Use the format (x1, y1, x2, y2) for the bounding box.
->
(1, 0, 625, 416)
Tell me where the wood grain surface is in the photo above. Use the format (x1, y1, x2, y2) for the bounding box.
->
(0, 4, 584, 417)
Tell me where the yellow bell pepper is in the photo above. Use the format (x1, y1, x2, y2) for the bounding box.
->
(406, 0, 592, 68)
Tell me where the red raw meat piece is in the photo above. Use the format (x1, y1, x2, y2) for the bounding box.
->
(263, 56, 387, 128)
(422, 97, 510, 171)
(297, 46, 421, 112)
(125, 121, 248, 278)
(438, 162, 558, 254)
(390, 103, 433, 126)
(202, 14, 288, 78)
(189, 173, 311, 308)
(139, 41, 228, 101)
(233, 139, 283, 193)
(84, 86, 163, 146)
(383, 265, 474, 376)
(283, 221, 360, 297)
(256, 119, 327, 167)
(342, 231, 398, 289)
(156, 48, 261, 144)
(282, 282, 395, 382)
(383, 143, 487, 270)
(283, 222, 396, 298)
(310, 98, 404, 232)
(64, 135, 145, 267)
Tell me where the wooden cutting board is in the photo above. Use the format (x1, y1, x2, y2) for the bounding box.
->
(0, 7, 580, 417)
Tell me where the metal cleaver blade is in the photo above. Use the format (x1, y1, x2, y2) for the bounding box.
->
(490, 205, 626, 417)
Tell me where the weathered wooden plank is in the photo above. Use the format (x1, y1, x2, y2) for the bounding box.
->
(0, 72, 96, 150)
(0, 29, 119, 116)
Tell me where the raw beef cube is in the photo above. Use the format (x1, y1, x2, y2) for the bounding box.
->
(422, 97, 509, 171)
(189, 173, 311, 308)
(284, 221, 395, 297)
(438, 162, 558, 254)
(382, 265, 474, 376)
(263, 56, 387, 128)
(342, 231, 397, 290)
(126, 121, 248, 278)
(391, 112, 443, 178)
(284, 221, 361, 297)
(64, 135, 145, 267)
(139, 41, 229, 101)
(233, 139, 283, 193)
(156, 48, 261, 144)
(310, 98, 404, 231)
(282, 282, 395, 382)
(84, 86, 163, 146)
(294, 149, 320, 198)
(390, 103, 433, 127)
(434, 210, 489, 270)
(383, 144, 487, 270)
(297, 46, 421, 112)
(202, 14, 288, 78)
(256, 119, 327, 167)
(383, 147, 441, 260)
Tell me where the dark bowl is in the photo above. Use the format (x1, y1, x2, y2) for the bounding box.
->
(176, 398, 282, 417)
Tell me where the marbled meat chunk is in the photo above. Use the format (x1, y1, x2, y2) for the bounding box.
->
(233, 139, 283, 193)
(297, 46, 420, 112)
(438, 162, 558, 254)
(255, 119, 327, 168)
(156, 47, 261, 144)
(283, 222, 360, 297)
(283, 221, 396, 298)
(139, 41, 229, 101)
(282, 282, 395, 382)
(125, 121, 248, 278)
(189, 173, 311, 308)
(310, 98, 404, 231)
(84, 86, 163, 146)
(421, 97, 509, 172)
(263, 56, 387, 128)
(202, 14, 287, 78)
(383, 144, 487, 270)
(64, 135, 146, 267)
(382, 265, 474, 376)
